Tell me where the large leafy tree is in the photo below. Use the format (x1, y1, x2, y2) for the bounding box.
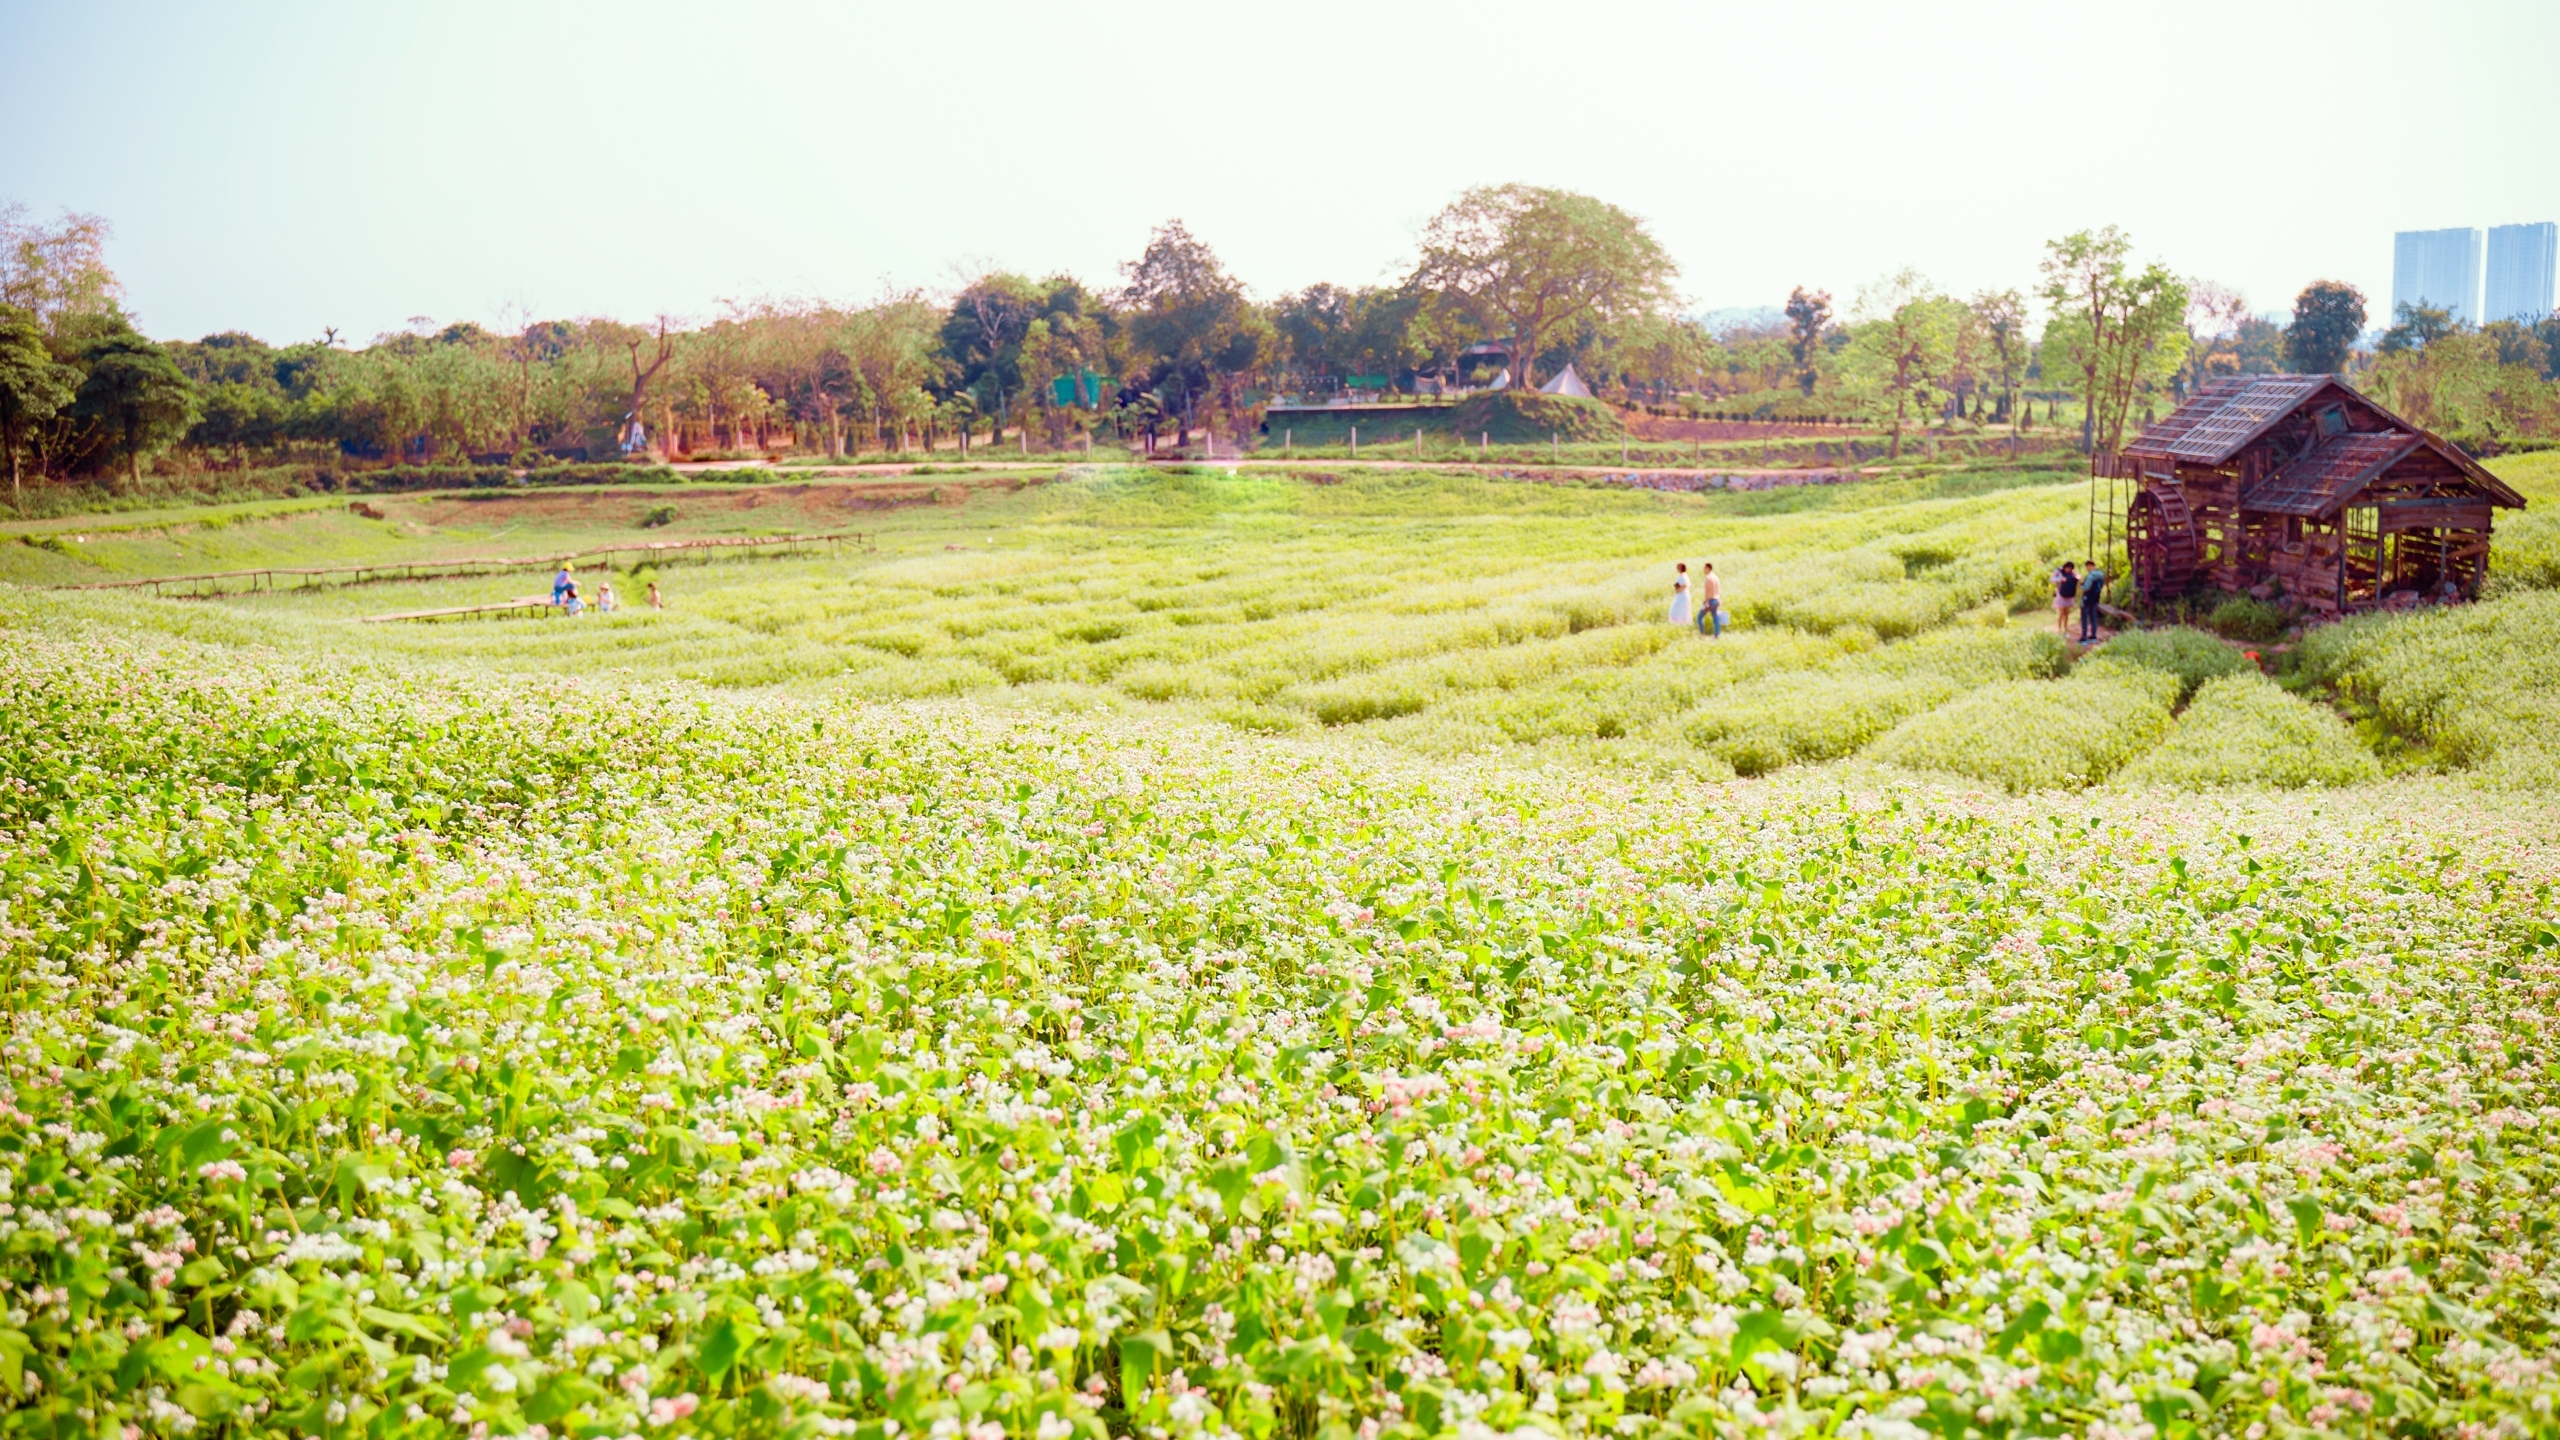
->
(2285, 280, 2366, 374)
(1122, 221, 1265, 447)
(2039, 228, 2189, 459)
(840, 291, 947, 453)
(71, 328, 197, 488)
(1844, 270, 1961, 460)
(0, 303, 78, 509)
(2379, 300, 2458, 355)
(940, 275, 1041, 432)
(0, 205, 123, 332)
(1273, 284, 1425, 391)
(1412, 185, 1676, 392)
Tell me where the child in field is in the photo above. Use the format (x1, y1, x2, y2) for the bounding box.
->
(1696, 562, 1724, 638)
(2052, 562, 2078, 634)
(2077, 565, 2107, 643)
(598, 581, 619, 614)
(563, 580, 584, 616)
(1668, 564, 1692, 628)
(647, 580, 663, 609)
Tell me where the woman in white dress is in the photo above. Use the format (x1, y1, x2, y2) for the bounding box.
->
(1668, 563, 1692, 628)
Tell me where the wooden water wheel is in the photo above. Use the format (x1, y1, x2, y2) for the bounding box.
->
(2126, 482, 2198, 598)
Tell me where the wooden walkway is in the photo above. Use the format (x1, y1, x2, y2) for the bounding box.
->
(51, 530, 868, 599)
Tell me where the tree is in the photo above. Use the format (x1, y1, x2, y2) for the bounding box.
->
(2379, 300, 2458, 355)
(1970, 289, 2027, 428)
(2040, 268, 2187, 457)
(840, 292, 946, 453)
(1412, 185, 1677, 392)
(1844, 270, 1960, 460)
(0, 303, 77, 508)
(2179, 280, 2250, 393)
(2038, 228, 2131, 456)
(941, 274, 1042, 430)
(2285, 281, 2365, 374)
(1273, 284, 1425, 393)
(2364, 329, 2560, 450)
(2093, 268, 2187, 453)
(1122, 221, 1265, 446)
(0, 205, 123, 333)
(2481, 319, 2550, 377)
(1784, 287, 1831, 396)
(2038, 228, 2189, 459)
(72, 329, 197, 487)
(621, 317, 677, 455)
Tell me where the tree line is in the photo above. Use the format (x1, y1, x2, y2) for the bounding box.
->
(5, 191, 2558, 506)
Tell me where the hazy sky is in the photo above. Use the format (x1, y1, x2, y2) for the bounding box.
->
(4, 0, 2553, 344)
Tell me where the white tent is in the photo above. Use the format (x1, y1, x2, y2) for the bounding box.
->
(1538, 363, 1592, 398)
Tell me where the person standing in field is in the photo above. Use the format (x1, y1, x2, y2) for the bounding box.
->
(553, 562, 574, 607)
(647, 580, 663, 609)
(2078, 563, 2107, 644)
(1697, 562, 1724, 638)
(1668, 563, 1692, 628)
(2052, 561, 2078, 634)
(598, 580, 619, 614)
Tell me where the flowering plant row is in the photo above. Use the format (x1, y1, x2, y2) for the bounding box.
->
(1, 623, 2556, 1440)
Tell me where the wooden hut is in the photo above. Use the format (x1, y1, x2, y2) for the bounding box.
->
(2117, 374, 2525, 615)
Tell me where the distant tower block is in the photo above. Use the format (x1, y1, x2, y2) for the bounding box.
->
(2485, 223, 2557, 323)
(2393, 227, 2483, 326)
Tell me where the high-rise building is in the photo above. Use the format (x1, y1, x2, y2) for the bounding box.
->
(2393, 227, 2482, 326)
(2484, 222, 2557, 324)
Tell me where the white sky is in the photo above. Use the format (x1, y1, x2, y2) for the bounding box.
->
(3, 0, 2553, 344)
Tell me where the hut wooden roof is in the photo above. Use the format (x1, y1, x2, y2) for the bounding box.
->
(2125, 372, 2525, 510)
(2125, 375, 2329, 463)
(2244, 432, 2422, 517)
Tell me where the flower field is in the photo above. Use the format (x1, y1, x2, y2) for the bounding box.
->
(4, 600, 2560, 1440)
(15, 458, 2554, 791)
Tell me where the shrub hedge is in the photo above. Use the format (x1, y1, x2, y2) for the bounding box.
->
(2093, 626, 2256, 703)
(2116, 672, 2381, 789)
(1863, 658, 2180, 791)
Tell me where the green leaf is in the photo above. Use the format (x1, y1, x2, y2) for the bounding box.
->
(2286, 1195, 2323, 1249)
(360, 1305, 447, 1344)
(176, 1118, 231, 1169)
(146, 1326, 213, 1384)
(1120, 1327, 1171, 1389)
(552, 1278, 596, 1322)
(699, 1315, 748, 1378)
